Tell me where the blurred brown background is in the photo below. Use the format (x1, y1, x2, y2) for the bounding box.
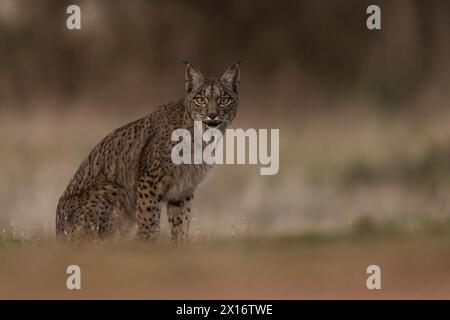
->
(2, 0, 450, 300)
(1, 0, 450, 109)
(1, 0, 450, 238)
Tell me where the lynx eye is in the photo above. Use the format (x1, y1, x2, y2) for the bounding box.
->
(218, 96, 231, 106)
(194, 96, 207, 106)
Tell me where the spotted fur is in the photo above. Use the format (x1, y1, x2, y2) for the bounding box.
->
(56, 62, 240, 242)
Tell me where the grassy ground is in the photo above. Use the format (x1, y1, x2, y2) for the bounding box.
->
(1, 224, 450, 299)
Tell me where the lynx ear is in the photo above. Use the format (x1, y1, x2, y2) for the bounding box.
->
(220, 62, 240, 94)
(183, 61, 204, 93)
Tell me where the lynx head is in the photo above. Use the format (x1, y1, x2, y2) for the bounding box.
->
(183, 61, 240, 129)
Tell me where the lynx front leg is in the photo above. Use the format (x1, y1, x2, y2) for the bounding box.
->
(167, 196, 192, 243)
(136, 201, 161, 241)
(136, 177, 165, 241)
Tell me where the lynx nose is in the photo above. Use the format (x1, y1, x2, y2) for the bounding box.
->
(207, 112, 218, 120)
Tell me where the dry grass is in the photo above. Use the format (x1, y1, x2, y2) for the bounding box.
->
(1, 226, 450, 299)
